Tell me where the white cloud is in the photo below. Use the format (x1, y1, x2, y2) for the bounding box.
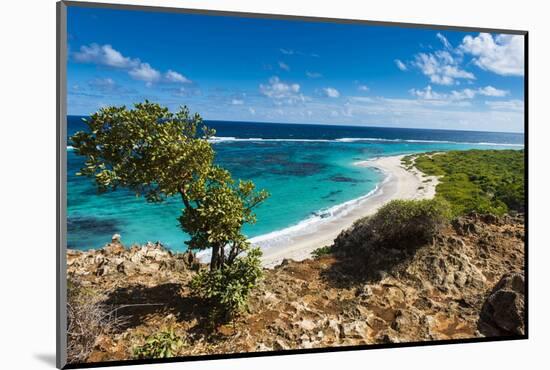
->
(72, 43, 138, 68)
(358, 85, 370, 92)
(129, 63, 161, 84)
(485, 99, 524, 111)
(248, 107, 256, 115)
(449, 88, 477, 100)
(278, 61, 290, 71)
(410, 85, 509, 101)
(413, 51, 475, 85)
(259, 76, 306, 104)
(349, 96, 374, 103)
(478, 85, 509, 97)
(460, 33, 524, 76)
(409, 85, 445, 100)
(73, 43, 192, 86)
(322, 87, 340, 98)
(164, 70, 191, 84)
(306, 71, 322, 78)
(395, 59, 407, 71)
(231, 99, 244, 105)
(436, 33, 452, 49)
(279, 48, 319, 57)
(204, 95, 522, 133)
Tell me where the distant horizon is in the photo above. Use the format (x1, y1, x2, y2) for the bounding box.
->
(67, 114, 525, 135)
(67, 7, 525, 133)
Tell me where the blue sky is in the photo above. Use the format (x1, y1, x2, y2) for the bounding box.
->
(67, 6, 525, 133)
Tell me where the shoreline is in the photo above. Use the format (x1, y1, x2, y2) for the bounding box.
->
(259, 154, 439, 268)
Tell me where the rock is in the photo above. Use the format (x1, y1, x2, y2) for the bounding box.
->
(480, 214, 499, 225)
(116, 260, 137, 275)
(273, 339, 289, 350)
(159, 259, 175, 271)
(217, 325, 235, 337)
(374, 329, 399, 343)
(103, 242, 125, 255)
(111, 234, 122, 243)
(479, 272, 525, 335)
(256, 343, 272, 352)
(324, 319, 341, 340)
(446, 235, 466, 248)
(340, 321, 369, 339)
(391, 310, 418, 332)
(67, 237, 205, 279)
(296, 319, 316, 331)
(366, 314, 386, 332)
(452, 218, 480, 236)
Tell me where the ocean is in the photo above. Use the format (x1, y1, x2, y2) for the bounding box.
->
(66, 116, 524, 251)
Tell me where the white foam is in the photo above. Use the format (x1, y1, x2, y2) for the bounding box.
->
(66, 137, 522, 148)
(209, 136, 331, 143)
(196, 171, 392, 264)
(208, 136, 523, 147)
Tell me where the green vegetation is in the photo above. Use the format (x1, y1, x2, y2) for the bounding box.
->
(133, 329, 185, 359)
(191, 248, 263, 321)
(336, 199, 451, 255)
(401, 154, 415, 169)
(312, 245, 333, 258)
(367, 199, 451, 249)
(71, 101, 268, 319)
(414, 150, 524, 216)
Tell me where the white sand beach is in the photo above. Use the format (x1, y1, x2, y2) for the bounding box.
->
(260, 154, 439, 268)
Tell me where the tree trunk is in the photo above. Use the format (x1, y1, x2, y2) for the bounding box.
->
(219, 244, 225, 268)
(210, 245, 219, 271)
(227, 242, 240, 265)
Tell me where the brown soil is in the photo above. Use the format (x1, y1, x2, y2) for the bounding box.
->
(66, 213, 524, 363)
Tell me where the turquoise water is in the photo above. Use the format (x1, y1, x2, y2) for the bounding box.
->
(67, 117, 523, 251)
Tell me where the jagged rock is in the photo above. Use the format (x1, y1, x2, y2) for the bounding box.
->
(340, 321, 369, 339)
(452, 217, 481, 236)
(479, 272, 525, 335)
(111, 234, 122, 243)
(103, 242, 125, 255)
(374, 329, 400, 343)
(273, 339, 289, 350)
(116, 260, 138, 275)
(296, 319, 316, 331)
(67, 239, 201, 279)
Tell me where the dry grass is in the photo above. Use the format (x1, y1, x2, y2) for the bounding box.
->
(66, 280, 128, 363)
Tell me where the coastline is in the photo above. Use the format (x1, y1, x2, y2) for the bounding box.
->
(259, 154, 439, 268)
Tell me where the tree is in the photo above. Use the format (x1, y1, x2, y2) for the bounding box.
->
(71, 101, 268, 271)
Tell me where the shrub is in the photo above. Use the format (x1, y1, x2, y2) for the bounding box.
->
(133, 329, 184, 359)
(368, 199, 451, 249)
(312, 245, 333, 258)
(335, 198, 451, 255)
(190, 247, 263, 322)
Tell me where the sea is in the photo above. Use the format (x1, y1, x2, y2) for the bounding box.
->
(66, 116, 524, 251)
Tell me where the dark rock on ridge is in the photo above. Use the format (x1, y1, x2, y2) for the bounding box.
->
(479, 272, 525, 336)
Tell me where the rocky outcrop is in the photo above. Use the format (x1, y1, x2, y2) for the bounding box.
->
(67, 237, 199, 288)
(479, 272, 525, 336)
(67, 214, 525, 363)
